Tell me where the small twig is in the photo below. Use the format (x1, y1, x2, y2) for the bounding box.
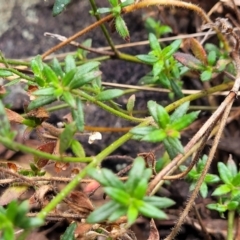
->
(193, 203, 212, 240)
(44, 32, 115, 56)
(164, 126, 212, 180)
(27, 212, 83, 220)
(0, 167, 39, 187)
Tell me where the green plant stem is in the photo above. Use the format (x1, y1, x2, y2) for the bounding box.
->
(88, 0, 119, 56)
(118, 52, 145, 64)
(37, 118, 152, 219)
(0, 68, 35, 84)
(0, 59, 31, 67)
(227, 210, 235, 240)
(74, 89, 145, 122)
(165, 81, 233, 113)
(0, 137, 92, 163)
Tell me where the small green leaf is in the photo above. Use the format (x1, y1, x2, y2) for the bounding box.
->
(71, 139, 85, 158)
(109, 0, 119, 7)
(0, 69, 13, 77)
(212, 184, 231, 196)
(6, 201, 18, 222)
(132, 178, 148, 199)
(130, 126, 158, 136)
(217, 162, 233, 184)
(32, 87, 55, 96)
(115, 16, 130, 42)
(102, 169, 125, 190)
(200, 182, 208, 198)
(127, 205, 138, 225)
(200, 70, 212, 81)
(104, 187, 130, 206)
(62, 68, 77, 87)
(108, 206, 127, 222)
(28, 96, 56, 110)
(163, 137, 184, 159)
(164, 40, 181, 58)
(87, 200, 119, 223)
(142, 129, 167, 142)
(96, 89, 124, 101)
(64, 55, 76, 73)
(59, 122, 77, 154)
(139, 202, 168, 219)
(125, 157, 145, 194)
(137, 54, 158, 64)
(87, 168, 109, 186)
(227, 158, 238, 177)
(43, 64, 59, 85)
(231, 173, 240, 187)
(51, 58, 64, 78)
(204, 174, 220, 184)
(153, 60, 164, 76)
(170, 102, 190, 123)
(97, 7, 112, 14)
(227, 201, 239, 211)
(31, 55, 44, 78)
(69, 71, 101, 89)
(120, 0, 134, 7)
(149, 33, 161, 53)
(170, 111, 200, 131)
(60, 222, 77, 240)
(207, 51, 217, 66)
(143, 196, 175, 208)
(53, 0, 71, 16)
(207, 203, 227, 213)
(147, 100, 170, 128)
(62, 92, 76, 108)
(72, 98, 84, 132)
(126, 94, 135, 115)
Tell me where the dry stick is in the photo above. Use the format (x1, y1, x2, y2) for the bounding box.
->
(44, 32, 115, 56)
(164, 92, 235, 240)
(41, 1, 218, 59)
(193, 203, 212, 240)
(164, 125, 213, 180)
(147, 93, 234, 195)
(41, 14, 114, 59)
(0, 167, 39, 187)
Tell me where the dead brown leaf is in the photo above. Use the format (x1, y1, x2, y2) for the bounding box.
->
(148, 219, 159, 240)
(0, 185, 29, 205)
(34, 141, 56, 168)
(5, 108, 24, 123)
(68, 191, 94, 212)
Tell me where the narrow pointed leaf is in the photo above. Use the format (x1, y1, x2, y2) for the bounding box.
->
(217, 162, 233, 184)
(28, 96, 56, 110)
(96, 89, 124, 101)
(72, 98, 84, 132)
(163, 137, 184, 159)
(53, 0, 71, 16)
(170, 102, 190, 123)
(139, 202, 167, 219)
(64, 55, 76, 73)
(115, 16, 130, 42)
(142, 129, 167, 142)
(87, 200, 119, 223)
(60, 222, 77, 240)
(171, 111, 200, 131)
(59, 122, 77, 154)
(51, 58, 64, 78)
